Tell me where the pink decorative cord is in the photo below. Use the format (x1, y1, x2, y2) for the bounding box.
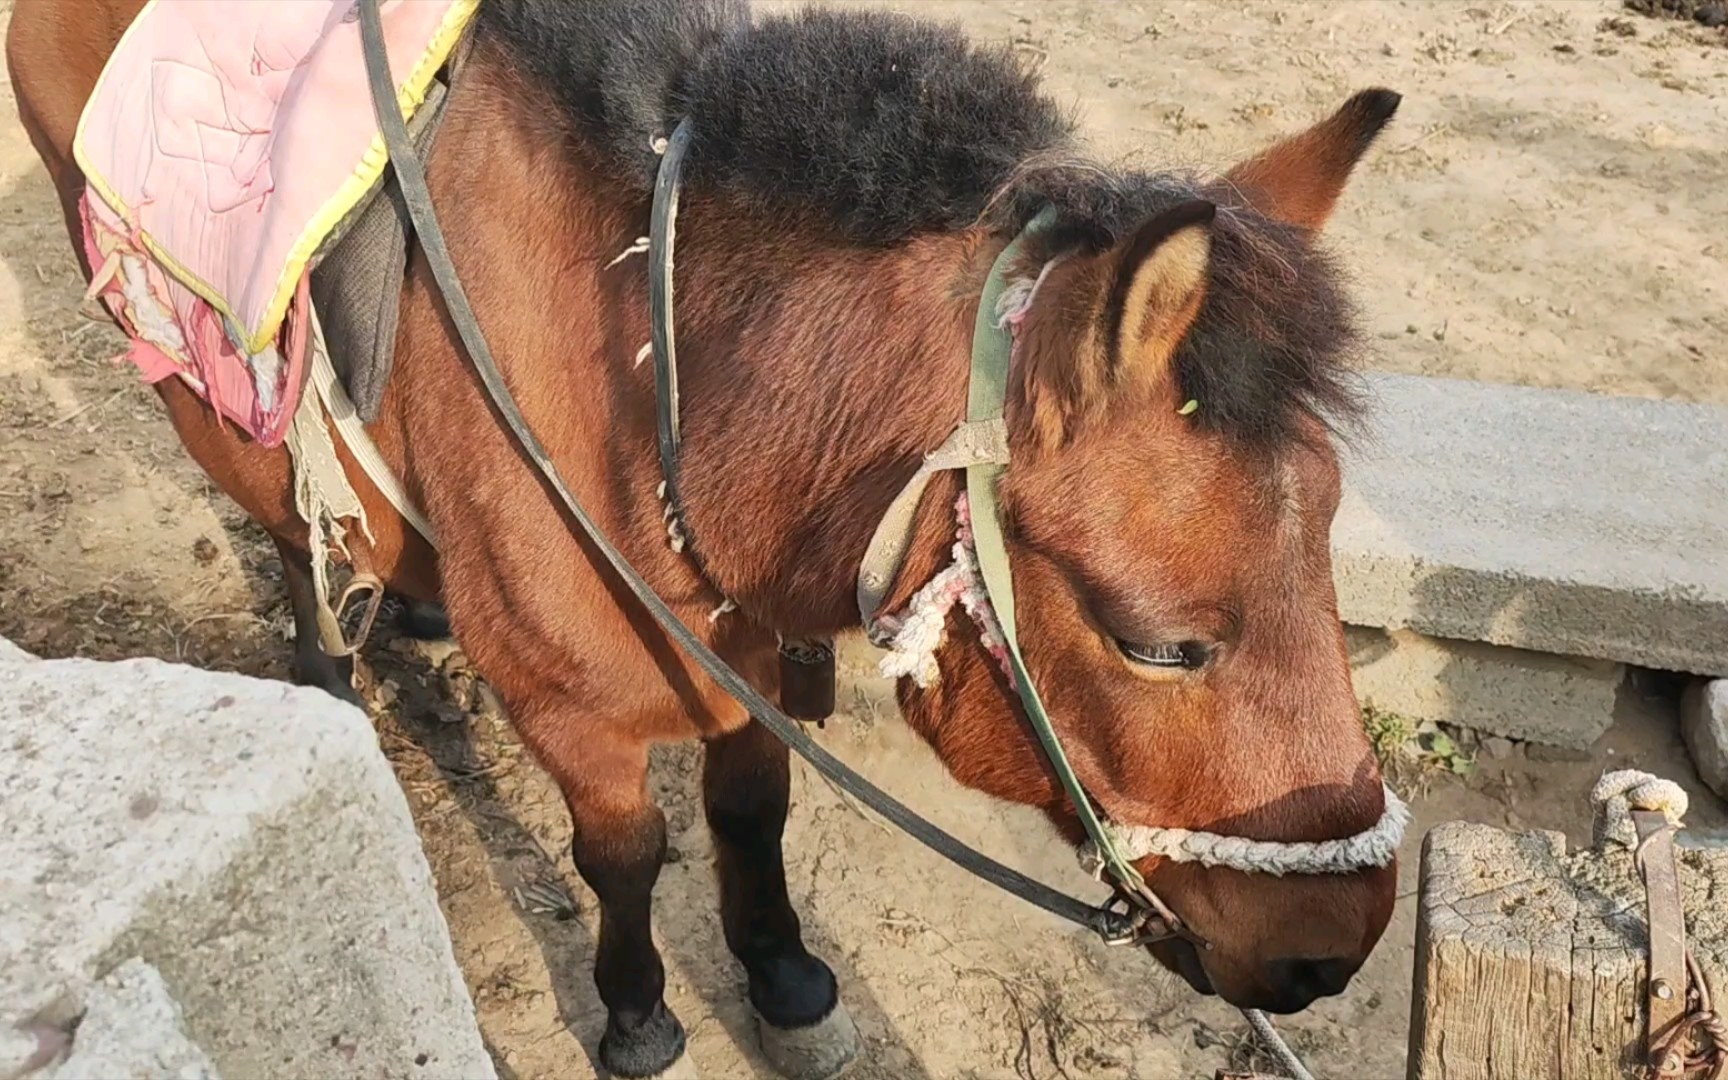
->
(876, 494, 1016, 688)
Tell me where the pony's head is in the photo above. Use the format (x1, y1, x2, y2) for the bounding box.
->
(896, 89, 1402, 1013)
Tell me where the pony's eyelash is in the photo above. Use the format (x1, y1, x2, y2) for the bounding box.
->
(1116, 639, 1210, 670)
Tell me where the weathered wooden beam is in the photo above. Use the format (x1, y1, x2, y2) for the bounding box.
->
(1408, 821, 1728, 1080)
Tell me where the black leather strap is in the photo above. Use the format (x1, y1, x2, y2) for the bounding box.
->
(649, 119, 693, 515)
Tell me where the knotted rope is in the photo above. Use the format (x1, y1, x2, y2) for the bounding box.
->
(876, 495, 1011, 688)
(1592, 769, 1725, 1080)
(1592, 768, 1690, 850)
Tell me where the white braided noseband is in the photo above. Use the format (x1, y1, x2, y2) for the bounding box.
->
(875, 498, 1412, 878)
(1081, 785, 1410, 878)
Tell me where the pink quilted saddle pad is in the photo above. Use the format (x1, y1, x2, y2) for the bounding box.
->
(74, 0, 475, 444)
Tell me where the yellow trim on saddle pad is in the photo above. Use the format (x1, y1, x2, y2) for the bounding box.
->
(72, 0, 479, 358)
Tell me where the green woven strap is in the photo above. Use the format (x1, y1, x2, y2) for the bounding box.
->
(964, 209, 1147, 895)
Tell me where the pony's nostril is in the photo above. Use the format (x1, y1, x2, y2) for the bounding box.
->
(1264, 956, 1359, 1009)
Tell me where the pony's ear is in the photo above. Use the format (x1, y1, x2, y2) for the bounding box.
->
(1015, 202, 1213, 447)
(1105, 199, 1215, 376)
(1223, 88, 1400, 231)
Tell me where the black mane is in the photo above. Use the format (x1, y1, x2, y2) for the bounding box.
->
(476, 0, 1366, 443)
(476, 0, 1073, 243)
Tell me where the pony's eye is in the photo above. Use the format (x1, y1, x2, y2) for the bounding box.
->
(1117, 640, 1209, 670)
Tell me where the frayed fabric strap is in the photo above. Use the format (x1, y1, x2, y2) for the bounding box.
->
(1079, 784, 1411, 878)
(856, 419, 1008, 631)
(958, 209, 1167, 908)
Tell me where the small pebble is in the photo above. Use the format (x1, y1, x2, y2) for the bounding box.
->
(1482, 736, 1516, 760)
(415, 639, 467, 672)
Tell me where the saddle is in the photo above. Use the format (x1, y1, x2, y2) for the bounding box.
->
(309, 47, 461, 424)
(75, 0, 477, 444)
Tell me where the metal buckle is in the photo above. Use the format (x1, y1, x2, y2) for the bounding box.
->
(1095, 884, 1210, 951)
(1097, 893, 1171, 947)
(315, 571, 385, 659)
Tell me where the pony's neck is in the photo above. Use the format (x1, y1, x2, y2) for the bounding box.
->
(428, 54, 999, 641)
(669, 204, 998, 636)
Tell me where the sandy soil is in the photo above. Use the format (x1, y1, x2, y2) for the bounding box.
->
(1, 2, 1725, 1078)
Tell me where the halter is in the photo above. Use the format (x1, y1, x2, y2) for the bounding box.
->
(854, 206, 1407, 939)
(873, 491, 1411, 886)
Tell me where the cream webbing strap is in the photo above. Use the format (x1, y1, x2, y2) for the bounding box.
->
(308, 307, 438, 549)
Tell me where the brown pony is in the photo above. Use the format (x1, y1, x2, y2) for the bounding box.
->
(11, 0, 1401, 1075)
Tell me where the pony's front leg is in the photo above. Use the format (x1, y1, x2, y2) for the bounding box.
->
(703, 721, 859, 1080)
(545, 726, 694, 1080)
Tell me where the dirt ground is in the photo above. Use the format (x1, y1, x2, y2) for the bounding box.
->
(2, 2, 1725, 1078)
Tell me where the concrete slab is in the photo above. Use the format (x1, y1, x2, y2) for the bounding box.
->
(1334, 373, 1728, 677)
(1683, 679, 1728, 801)
(42, 959, 220, 1080)
(0, 645, 494, 1080)
(1346, 626, 1623, 748)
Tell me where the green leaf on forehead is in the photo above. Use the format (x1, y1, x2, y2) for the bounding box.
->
(1177, 399, 1200, 416)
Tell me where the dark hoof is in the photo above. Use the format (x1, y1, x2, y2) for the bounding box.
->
(396, 598, 452, 641)
(289, 652, 363, 709)
(600, 1004, 695, 1080)
(756, 999, 858, 1080)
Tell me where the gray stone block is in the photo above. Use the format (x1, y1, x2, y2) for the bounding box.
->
(1682, 679, 1728, 801)
(0, 645, 493, 1080)
(43, 960, 219, 1080)
(1347, 626, 1623, 748)
(1334, 373, 1728, 676)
